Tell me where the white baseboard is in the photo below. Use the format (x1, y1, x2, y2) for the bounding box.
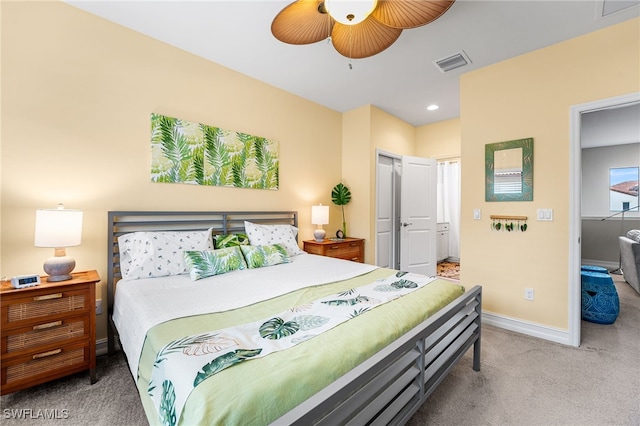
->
(96, 338, 109, 356)
(483, 311, 571, 345)
(96, 338, 120, 356)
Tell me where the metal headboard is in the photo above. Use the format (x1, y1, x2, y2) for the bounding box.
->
(106, 210, 298, 353)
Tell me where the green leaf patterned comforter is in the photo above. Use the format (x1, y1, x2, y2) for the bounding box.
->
(136, 268, 465, 425)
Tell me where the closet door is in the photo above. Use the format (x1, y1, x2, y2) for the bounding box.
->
(375, 154, 396, 268)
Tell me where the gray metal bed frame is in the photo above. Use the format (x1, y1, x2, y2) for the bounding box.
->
(107, 210, 481, 425)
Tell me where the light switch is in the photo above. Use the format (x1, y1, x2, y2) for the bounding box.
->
(537, 209, 553, 221)
(473, 209, 481, 220)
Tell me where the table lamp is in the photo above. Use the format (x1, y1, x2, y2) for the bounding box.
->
(34, 204, 83, 282)
(311, 204, 329, 242)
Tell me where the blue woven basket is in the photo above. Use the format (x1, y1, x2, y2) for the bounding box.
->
(581, 265, 608, 274)
(580, 271, 619, 324)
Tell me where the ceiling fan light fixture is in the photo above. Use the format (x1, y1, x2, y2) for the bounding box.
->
(324, 0, 378, 25)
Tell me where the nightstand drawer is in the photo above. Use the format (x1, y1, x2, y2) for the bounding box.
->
(1, 341, 90, 393)
(0, 270, 99, 395)
(3, 316, 89, 355)
(325, 242, 362, 261)
(3, 288, 89, 325)
(303, 238, 365, 263)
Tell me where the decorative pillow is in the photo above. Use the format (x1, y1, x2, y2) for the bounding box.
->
(627, 229, 640, 243)
(240, 244, 291, 269)
(184, 247, 247, 281)
(118, 229, 213, 280)
(244, 221, 304, 256)
(213, 233, 249, 249)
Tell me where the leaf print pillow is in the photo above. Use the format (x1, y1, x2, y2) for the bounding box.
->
(243, 221, 304, 256)
(184, 247, 247, 281)
(118, 229, 213, 280)
(213, 233, 249, 249)
(240, 244, 291, 269)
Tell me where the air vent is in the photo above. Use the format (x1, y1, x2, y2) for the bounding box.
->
(434, 51, 471, 73)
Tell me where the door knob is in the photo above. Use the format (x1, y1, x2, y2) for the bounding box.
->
(401, 222, 413, 227)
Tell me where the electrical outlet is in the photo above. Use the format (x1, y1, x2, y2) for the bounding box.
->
(524, 288, 534, 301)
(95, 299, 103, 315)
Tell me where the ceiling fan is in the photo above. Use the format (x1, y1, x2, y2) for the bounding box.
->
(271, 0, 456, 59)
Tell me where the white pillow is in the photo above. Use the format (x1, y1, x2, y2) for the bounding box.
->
(118, 229, 213, 279)
(244, 221, 304, 256)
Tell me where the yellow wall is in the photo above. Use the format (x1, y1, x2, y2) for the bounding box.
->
(2, 1, 638, 344)
(1, 1, 342, 342)
(340, 105, 417, 263)
(416, 118, 461, 160)
(460, 18, 640, 329)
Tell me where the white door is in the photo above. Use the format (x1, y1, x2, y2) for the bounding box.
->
(400, 155, 437, 276)
(376, 155, 395, 268)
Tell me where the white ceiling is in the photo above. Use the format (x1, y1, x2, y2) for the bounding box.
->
(65, 0, 639, 127)
(581, 103, 640, 148)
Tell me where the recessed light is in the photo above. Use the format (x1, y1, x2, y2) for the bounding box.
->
(427, 104, 439, 111)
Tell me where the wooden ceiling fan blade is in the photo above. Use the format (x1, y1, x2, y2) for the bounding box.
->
(372, 0, 456, 29)
(271, 0, 334, 45)
(331, 17, 402, 59)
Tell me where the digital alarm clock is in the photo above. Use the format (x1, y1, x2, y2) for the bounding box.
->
(11, 274, 41, 289)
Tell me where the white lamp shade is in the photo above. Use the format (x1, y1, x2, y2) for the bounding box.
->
(311, 204, 329, 225)
(325, 0, 377, 25)
(34, 208, 83, 248)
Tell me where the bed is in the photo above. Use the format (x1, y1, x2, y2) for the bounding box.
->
(107, 211, 481, 425)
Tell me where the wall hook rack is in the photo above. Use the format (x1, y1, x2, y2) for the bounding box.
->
(490, 215, 528, 232)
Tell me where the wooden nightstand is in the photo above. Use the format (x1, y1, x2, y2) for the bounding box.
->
(1, 270, 99, 395)
(303, 238, 365, 263)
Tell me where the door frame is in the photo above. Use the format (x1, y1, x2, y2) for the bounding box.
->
(568, 91, 640, 347)
(375, 149, 402, 268)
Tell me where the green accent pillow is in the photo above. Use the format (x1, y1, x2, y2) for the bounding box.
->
(213, 233, 249, 249)
(240, 244, 291, 269)
(184, 247, 247, 281)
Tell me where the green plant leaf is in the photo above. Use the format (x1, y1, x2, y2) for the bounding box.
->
(159, 380, 177, 426)
(259, 317, 299, 340)
(331, 183, 351, 206)
(193, 349, 262, 387)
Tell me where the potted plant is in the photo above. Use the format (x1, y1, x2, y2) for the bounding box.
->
(331, 183, 351, 238)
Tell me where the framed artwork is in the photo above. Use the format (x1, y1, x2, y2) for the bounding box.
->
(609, 167, 639, 211)
(150, 113, 279, 190)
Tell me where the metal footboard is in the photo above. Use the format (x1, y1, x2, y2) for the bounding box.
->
(273, 285, 482, 426)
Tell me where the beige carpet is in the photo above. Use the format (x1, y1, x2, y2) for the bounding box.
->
(408, 272, 640, 425)
(2, 274, 638, 425)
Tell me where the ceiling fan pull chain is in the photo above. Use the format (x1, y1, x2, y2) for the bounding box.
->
(348, 26, 353, 70)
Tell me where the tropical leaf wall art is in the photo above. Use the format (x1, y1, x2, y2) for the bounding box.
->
(151, 113, 279, 190)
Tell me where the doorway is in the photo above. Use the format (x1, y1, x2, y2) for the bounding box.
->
(569, 92, 640, 346)
(375, 150, 437, 276)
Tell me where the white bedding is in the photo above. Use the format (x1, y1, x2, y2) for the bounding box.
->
(112, 253, 377, 376)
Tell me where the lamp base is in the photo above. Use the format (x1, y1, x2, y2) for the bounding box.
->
(313, 229, 326, 242)
(43, 255, 76, 282)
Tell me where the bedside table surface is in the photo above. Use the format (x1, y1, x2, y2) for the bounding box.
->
(1, 270, 100, 293)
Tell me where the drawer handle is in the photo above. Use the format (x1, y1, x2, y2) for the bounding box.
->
(32, 348, 62, 360)
(349, 243, 358, 247)
(33, 320, 63, 330)
(34, 293, 63, 301)
(330, 246, 340, 250)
